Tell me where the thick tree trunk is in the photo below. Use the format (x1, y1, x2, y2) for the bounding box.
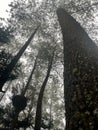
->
(0, 26, 39, 92)
(57, 8, 98, 130)
(34, 52, 54, 130)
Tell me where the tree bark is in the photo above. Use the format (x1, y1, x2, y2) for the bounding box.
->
(34, 51, 54, 130)
(0, 26, 39, 92)
(57, 8, 98, 130)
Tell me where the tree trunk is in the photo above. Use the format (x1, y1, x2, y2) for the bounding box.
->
(34, 51, 54, 130)
(57, 8, 98, 130)
(22, 54, 38, 96)
(11, 110, 19, 130)
(0, 26, 39, 92)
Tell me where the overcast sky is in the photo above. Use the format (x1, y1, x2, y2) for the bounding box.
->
(0, 0, 13, 18)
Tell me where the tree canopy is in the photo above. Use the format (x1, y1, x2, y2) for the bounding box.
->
(0, 0, 98, 130)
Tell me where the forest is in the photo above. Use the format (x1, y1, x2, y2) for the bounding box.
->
(0, 0, 98, 130)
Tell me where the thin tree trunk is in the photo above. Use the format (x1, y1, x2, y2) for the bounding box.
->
(9, 55, 38, 130)
(10, 51, 38, 130)
(0, 26, 39, 92)
(57, 8, 98, 130)
(34, 51, 54, 130)
(11, 110, 19, 130)
(21, 54, 38, 96)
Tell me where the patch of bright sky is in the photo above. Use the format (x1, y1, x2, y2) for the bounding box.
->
(0, 0, 13, 19)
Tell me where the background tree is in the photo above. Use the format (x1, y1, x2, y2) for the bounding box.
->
(35, 48, 55, 130)
(0, 27, 38, 92)
(0, 49, 22, 94)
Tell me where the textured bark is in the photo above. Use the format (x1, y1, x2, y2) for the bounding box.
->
(57, 8, 98, 130)
(34, 52, 54, 130)
(0, 26, 39, 92)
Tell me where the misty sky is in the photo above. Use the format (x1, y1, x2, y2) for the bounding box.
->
(0, 0, 13, 18)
